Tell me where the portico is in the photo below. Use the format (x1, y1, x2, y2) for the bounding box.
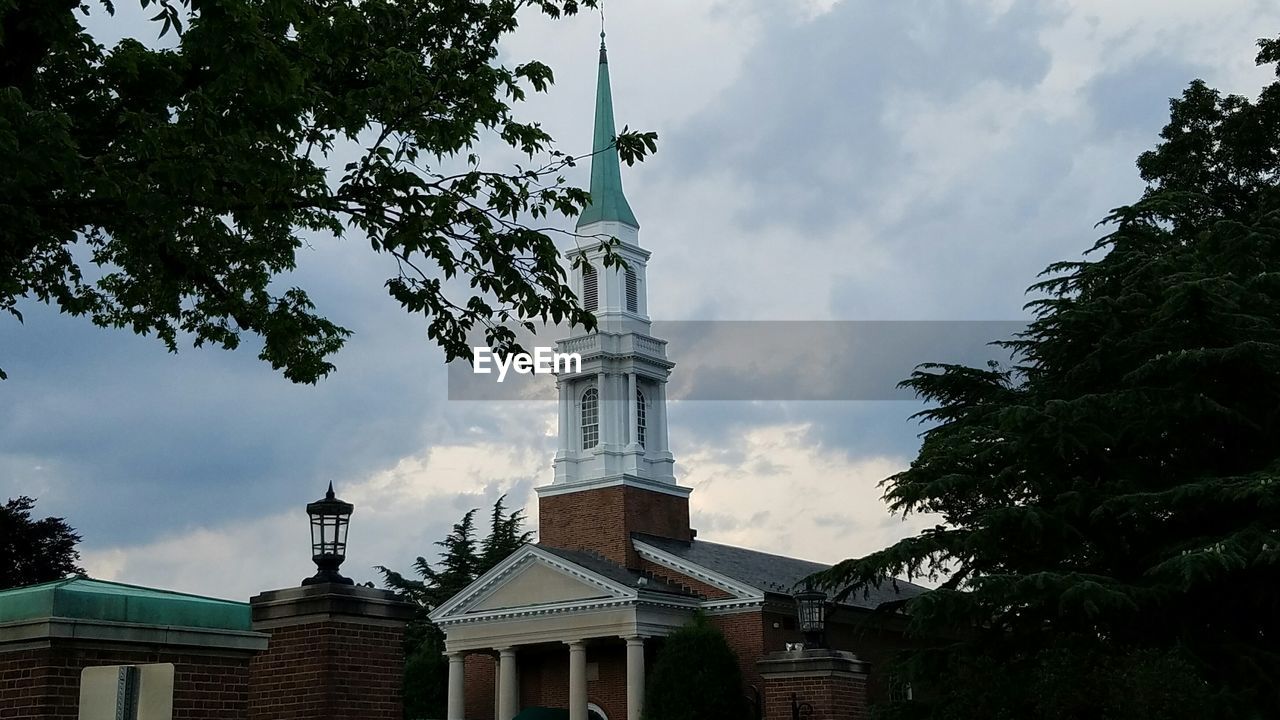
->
(431, 545, 697, 720)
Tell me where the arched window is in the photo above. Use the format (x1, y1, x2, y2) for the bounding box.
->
(625, 269, 638, 312)
(581, 387, 599, 449)
(636, 389, 647, 448)
(582, 264, 598, 311)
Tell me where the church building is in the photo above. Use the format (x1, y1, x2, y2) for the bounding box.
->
(430, 33, 925, 720)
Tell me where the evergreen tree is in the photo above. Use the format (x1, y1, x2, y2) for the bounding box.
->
(0, 496, 83, 590)
(823, 39, 1280, 720)
(480, 495, 534, 573)
(380, 496, 531, 719)
(643, 613, 747, 720)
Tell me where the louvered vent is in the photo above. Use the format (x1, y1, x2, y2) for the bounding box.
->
(582, 264, 598, 311)
(625, 269, 638, 312)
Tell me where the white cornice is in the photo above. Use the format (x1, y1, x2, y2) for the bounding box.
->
(632, 539, 764, 601)
(535, 475, 692, 499)
(435, 597, 634, 627)
(701, 598, 767, 615)
(434, 590, 700, 628)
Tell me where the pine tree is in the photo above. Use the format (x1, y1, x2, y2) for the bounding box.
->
(480, 495, 534, 574)
(823, 38, 1280, 719)
(380, 497, 532, 719)
(0, 496, 83, 590)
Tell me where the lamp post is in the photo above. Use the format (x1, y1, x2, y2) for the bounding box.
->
(794, 579, 827, 649)
(303, 482, 354, 586)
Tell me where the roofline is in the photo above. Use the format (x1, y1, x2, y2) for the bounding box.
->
(0, 576, 249, 606)
(631, 537, 764, 601)
(631, 534, 930, 608)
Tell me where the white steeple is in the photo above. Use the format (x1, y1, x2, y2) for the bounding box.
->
(539, 33, 684, 500)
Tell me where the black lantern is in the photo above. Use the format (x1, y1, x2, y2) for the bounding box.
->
(794, 579, 827, 648)
(303, 483, 354, 586)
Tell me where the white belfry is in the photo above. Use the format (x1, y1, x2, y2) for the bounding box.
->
(544, 32, 681, 501)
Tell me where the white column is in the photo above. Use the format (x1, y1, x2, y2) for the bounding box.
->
(447, 652, 466, 720)
(596, 371, 608, 448)
(655, 382, 669, 452)
(498, 647, 519, 720)
(627, 372, 638, 447)
(625, 636, 646, 720)
(493, 654, 501, 720)
(557, 380, 570, 454)
(567, 640, 588, 720)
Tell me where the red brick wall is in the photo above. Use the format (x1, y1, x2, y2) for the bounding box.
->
(539, 486, 691, 568)
(517, 645, 566, 711)
(248, 620, 403, 719)
(513, 643, 629, 720)
(710, 612, 768, 698)
(464, 652, 496, 720)
(761, 672, 870, 720)
(762, 609, 801, 652)
(0, 645, 251, 720)
(585, 644, 627, 720)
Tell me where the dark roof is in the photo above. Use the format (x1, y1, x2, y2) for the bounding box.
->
(536, 545, 692, 598)
(632, 534, 927, 611)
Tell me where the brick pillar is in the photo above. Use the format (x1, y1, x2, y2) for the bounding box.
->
(248, 583, 413, 720)
(757, 649, 870, 720)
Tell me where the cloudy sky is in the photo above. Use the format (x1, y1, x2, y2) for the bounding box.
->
(2, 0, 1278, 600)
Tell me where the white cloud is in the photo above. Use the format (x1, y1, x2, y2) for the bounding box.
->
(682, 422, 931, 567)
(83, 433, 550, 600)
(1040, 0, 1280, 98)
(82, 418, 934, 598)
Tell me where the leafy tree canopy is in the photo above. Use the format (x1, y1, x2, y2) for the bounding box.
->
(823, 38, 1280, 720)
(643, 613, 747, 720)
(378, 495, 532, 719)
(0, 496, 84, 590)
(1, 0, 656, 382)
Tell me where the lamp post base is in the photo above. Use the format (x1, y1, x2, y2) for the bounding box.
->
(302, 571, 354, 586)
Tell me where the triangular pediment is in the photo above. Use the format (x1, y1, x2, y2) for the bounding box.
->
(430, 546, 635, 622)
(472, 561, 609, 611)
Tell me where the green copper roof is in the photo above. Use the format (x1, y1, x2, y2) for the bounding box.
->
(0, 577, 253, 631)
(576, 35, 639, 230)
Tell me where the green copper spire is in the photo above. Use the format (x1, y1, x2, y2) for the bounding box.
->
(576, 32, 640, 230)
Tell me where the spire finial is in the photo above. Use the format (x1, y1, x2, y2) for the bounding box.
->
(599, 3, 607, 61)
(578, 8, 638, 231)
(325, 481, 335, 499)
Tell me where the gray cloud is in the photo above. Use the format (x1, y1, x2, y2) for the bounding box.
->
(3, 0, 1277, 594)
(664, 0, 1056, 230)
